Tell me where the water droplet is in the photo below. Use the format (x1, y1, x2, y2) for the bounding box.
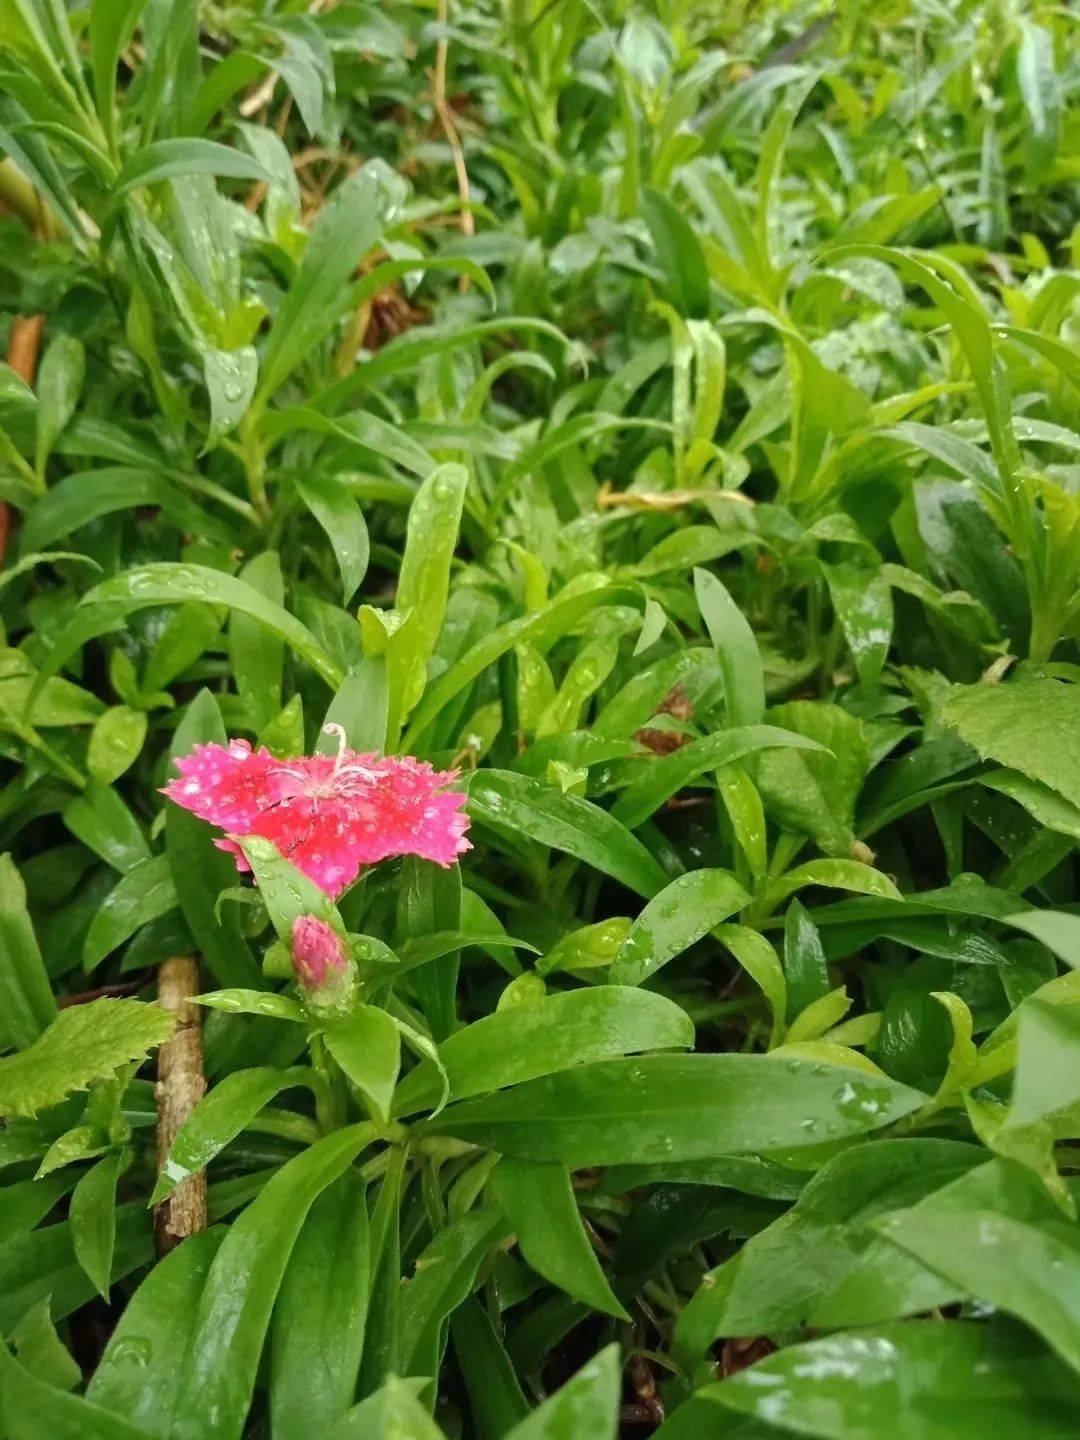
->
(832, 1080, 887, 1123)
(110, 1337, 153, 1368)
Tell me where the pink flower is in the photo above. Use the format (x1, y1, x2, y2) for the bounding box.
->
(291, 915, 347, 990)
(163, 726, 471, 897)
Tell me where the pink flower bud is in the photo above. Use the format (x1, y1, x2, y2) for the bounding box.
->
(291, 916, 347, 991)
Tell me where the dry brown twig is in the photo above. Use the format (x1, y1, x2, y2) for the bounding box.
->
(154, 956, 208, 1254)
(239, 70, 279, 119)
(596, 483, 755, 513)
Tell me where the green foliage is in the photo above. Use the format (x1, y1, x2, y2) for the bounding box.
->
(0, 0, 1078, 1434)
(0, 999, 173, 1117)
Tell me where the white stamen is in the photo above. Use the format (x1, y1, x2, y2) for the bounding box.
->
(321, 723, 379, 784)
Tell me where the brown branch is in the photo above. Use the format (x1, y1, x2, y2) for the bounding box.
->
(1, 313, 46, 566)
(58, 976, 150, 1008)
(431, 0, 474, 290)
(154, 956, 207, 1254)
(6, 313, 44, 386)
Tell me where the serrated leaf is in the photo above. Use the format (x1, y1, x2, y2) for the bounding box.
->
(0, 1000, 174, 1119)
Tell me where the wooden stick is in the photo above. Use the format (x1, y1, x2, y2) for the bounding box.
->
(154, 956, 207, 1254)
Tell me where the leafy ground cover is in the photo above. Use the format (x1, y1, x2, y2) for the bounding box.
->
(0, 0, 1079, 1434)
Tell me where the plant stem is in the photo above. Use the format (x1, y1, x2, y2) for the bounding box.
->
(155, 956, 208, 1254)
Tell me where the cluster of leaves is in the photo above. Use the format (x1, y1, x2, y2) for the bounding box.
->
(0, 0, 1079, 1434)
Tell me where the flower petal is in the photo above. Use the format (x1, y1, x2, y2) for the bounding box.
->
(165, 737, 471, 897)
(163, 740, 280, 831)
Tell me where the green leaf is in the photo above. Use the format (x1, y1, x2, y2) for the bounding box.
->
(0, 1338, 158, 1440)
(34, 334, 83, 477)
(451, 1298, 530, 1436)
(784, 900, 830, 1020)
(193, 989, 305, 1022)
(1003, 911, 1080, 971)
(78, 565, 343, 689)
(877, 1159, 1080, 1375)
(394, 986, 693, 1117)
(428, 1055, 922, 1165)
(386, 463, 468, 738)
(611, 725, 822, 829)
(1005, 999, 1080, 1132)
(113, 139, 267, 198)
(320, 661, 388, 753)
(89, 0, 148, 148)
(673, 1138, 979, 1371)
(716, 924, 787, 1045)
(0, 551, 99, 600)
(824, 562, 893, 686)
(87, 1229, 224, 1437)
(786, 988, 853, 1044)
(810, 1151, 1026, 1330)
(69, 1151, 121, 1299)
(694, 568, 763, 726)
(172, 1125, 374, 1440)
(356, 1149, 406, 1399)
(82, 854, 177, 974)
(87, 705, 147, 784)
(235, 835, 342, 939)
(8, 1298, 80, 1391)
(19, 468, 235, 550)
(0, 1174, 75, 1245)
(203, 346, 257, 448)
(271, 1171, 370, 1440)
(297, 474, 370, 604)
(63, 783, 149, 869)
(403, 585, 636, 748)
(768, 859, 902, 905)
(643, 187, 710, 319)
(255, 164, 394, 404)
(398, 1207, 508, 1378)
(396, 855, 461, 1043)
(982, 771, 1080, 842)
(490, 1158, 628, 1319)
(328, 1378, 444, 1440)
(757, 701, 870, 857)
(611, 869, 750, 986)
(323, 1006, 401, 1124)
(0, 999, 173, 1119)
(0, 854, 57, 1050)
(698, 1321, 1080, 1439)
(259, 695, 305, 759)
(228, 551, 285, 735)
(150, 1066, 314, 1205)
(503, 1344, 620, 1439)
(1017, 21, 1061, 179)
(945, 680, 1080, 809)
(143, 604, 225, 696)
(468, 770, 669, 898)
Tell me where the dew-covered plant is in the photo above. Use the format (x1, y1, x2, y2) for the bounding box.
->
(0, 0, 1078, 1435)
